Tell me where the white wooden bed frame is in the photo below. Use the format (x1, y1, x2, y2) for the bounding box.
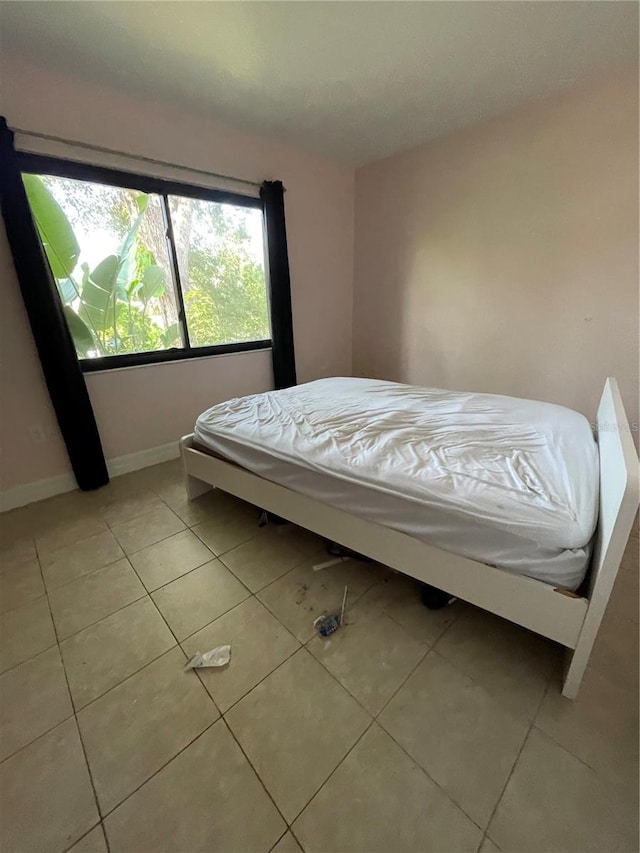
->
(180, 377, 639, 699)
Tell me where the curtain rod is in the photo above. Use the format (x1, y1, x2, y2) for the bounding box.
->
(8, 124, 262, 190)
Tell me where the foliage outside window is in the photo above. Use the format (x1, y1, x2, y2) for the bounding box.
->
(22, 172, 271, 365)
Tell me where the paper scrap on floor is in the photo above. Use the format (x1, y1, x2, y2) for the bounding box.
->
(185, 645, 231, 670)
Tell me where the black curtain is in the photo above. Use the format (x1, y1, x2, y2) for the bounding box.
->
(260, 180, 297, 389)
(0, 118, 109, 491)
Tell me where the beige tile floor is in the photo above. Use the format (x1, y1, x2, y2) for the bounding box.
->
(0, 458, 638, 853)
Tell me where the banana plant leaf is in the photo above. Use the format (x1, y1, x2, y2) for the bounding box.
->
(63, 306, 95, 357)
(161, 322, 181, 348)
(79, 195, 151, 334)
(24, 178, 162, 357)
(138, 265, 166, 303)
(79, 256, 119, 332)
(116, 194, 150, 297)
(23, 174, 80, 279)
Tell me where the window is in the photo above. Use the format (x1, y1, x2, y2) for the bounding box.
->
(21, 159, 271, 370)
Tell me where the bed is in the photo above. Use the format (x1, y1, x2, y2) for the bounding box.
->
(180, 376, 639, 699)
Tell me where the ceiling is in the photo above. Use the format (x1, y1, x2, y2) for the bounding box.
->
(1, 1, 637, 166)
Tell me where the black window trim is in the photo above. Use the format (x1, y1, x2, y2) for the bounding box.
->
(18, 151, 272, 372)
(80, 340, 272, 372)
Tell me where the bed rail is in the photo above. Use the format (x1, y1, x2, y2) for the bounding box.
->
(180, 435, 588, 649)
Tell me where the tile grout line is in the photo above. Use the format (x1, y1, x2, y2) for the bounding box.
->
(96, 639, 301, 830)
(139, 555, 250, 655)
(228, 634, 438, 833)
(375, 717, 487, 835)
(216, 625, 379, 827)
(209, 523, 332, 591)
(39, 523, 223, 603)
(1, 540, 297, 719)
(370, 646, 489, 834)
(481, 677, 553, 845)
(0, 691, 76, 765)
(61, 821, 104, 853)
(60, 598, 183, 711)
(98, 718, 221, 824)
(0, 635, 60, 679)
(284, 717, 378, 830)
(0, 535, 59, 673)
(304, 593, 522, 832)
(35, 495, 169, 553)
(268, 828, 291, 852)
(371, 641, 432, 721)
(529, 721, 624, 779)
(426, 600, 466, 650)
(298, 579, 457, 725)
(1, 542, 66, 763)
(72, 640, 185, 716)
(288, 825, 307, 853)
(131, 550, 219, 596)
(100, 495, 171, 530)
(40, 551, 128, 595)
(33, 547, 302, 723)
(302, 621, 427, 720)
(386, 604, 462, 647)
(92, 565, 228, 726)
(216, 640, 374, 832)
(187, 599, 303, 715)
(424, 642, 557, 725)
(140, 575, 226, 718)
(36, 501, 192, 573)
(37, 550, 109, 853)
(254, 562, 386, 648)
(220, 716, 293, 831)
(35, 525, 115, 571)
(52, 589, 149, 645)
(192, 523, 262, 561)
(39, 495, 260, 654)
(0, 469, 180, 556)
(381, 640, 557, 834)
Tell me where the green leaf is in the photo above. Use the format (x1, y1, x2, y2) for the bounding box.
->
(135, 194, 149, 214)
(116, 195, 150, 290)
(63, 306, 95, 356)
(77, 196, 150, 344)
(125, 278, 142, 298)
(23, 174, 80, 279)
(138, 265, 165, 303)
(89, 255, 120, 290)
(161, 322, 181, 348)
(79, 255, 119, 330)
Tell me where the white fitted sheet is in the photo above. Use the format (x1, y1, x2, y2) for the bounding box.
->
(194, 378, 600, 589)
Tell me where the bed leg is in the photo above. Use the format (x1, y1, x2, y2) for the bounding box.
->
(184, 473, 212, 501)
(562, 643, 591, 699)
(180, 436, 213, 501)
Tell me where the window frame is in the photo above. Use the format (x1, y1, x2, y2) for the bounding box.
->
(17, 151, 272, 372)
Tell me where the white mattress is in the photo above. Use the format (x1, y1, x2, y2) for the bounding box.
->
(194, 377, 600, 590)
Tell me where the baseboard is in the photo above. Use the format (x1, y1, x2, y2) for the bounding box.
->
(0, 472, 78, 514)
(106, 441, 180, 479)
(0, 441, 180, 513)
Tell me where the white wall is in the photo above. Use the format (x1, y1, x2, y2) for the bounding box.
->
(353, 71, 639, 435)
